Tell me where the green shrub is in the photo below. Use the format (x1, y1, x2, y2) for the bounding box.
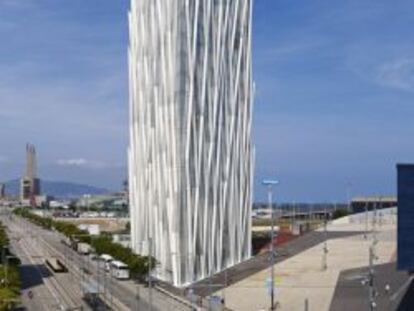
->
(0, 222, 21, 310)
(332, 208, 350, 220)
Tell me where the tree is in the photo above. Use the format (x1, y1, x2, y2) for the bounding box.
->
(14, 208, 153, 277)
(332, 208, 349, 220)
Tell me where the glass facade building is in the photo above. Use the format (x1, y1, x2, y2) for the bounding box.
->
(397, 164, 414, 271)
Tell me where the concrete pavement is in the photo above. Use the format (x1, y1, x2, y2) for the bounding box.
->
(213, 208, 398, 311)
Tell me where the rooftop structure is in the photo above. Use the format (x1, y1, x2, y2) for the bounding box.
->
(351, 196, 397, 213)
(128, 0, 254, 286)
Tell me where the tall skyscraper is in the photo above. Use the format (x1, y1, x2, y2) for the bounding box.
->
(128, 0, 254, 286)
(20, 144, 41, 202)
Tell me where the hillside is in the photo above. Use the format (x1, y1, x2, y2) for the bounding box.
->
(5, 180, 109, 198)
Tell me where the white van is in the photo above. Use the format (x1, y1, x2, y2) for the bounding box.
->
(99, 254, 114, 272)
(77, 243, 91, 255)
(110, 260, 130, 280)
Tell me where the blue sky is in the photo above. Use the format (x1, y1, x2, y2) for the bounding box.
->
(1, 0, 414, 202)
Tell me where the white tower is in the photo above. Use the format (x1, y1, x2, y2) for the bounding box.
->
(128, 0, 254, 286)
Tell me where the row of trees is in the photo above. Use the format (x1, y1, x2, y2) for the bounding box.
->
(13, 208, 154, 278)
(332, 208, 350, 220)
(0, 222, 21, 310)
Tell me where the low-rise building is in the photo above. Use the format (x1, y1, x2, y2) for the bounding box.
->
(351, 195, 396, 213)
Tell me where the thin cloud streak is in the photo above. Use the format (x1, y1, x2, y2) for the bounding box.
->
(375, 58, 414, 92)
(56, 158, 106, 169)
(56, 158, 125, 170)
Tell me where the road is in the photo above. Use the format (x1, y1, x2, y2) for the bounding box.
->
(2, 210, 198, 311)
(3, 212, 89, 311)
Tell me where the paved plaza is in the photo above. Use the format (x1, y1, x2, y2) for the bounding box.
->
(216, 209, 399, 311)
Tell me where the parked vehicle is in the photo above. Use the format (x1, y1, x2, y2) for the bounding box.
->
(70, 238, 80, 251)
(89, 253, 99, 261)
(45, 257, 67, 273)
(60, 237, 71, 247)
(77, 242, 91, 255)
(110, 261, 130, 280)
(99, 254, 114, 272)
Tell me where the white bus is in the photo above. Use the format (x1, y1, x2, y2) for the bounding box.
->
(99, 254, 114, 272)
(110, 261, 130, 280)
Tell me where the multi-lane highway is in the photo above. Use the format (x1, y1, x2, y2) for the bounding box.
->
(1, 209, 200, 311)
(4, 212, 88, 310)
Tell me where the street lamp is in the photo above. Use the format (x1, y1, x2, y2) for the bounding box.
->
(262, 179, 279, 311)
(322, 206, 328, 271)
(346, 182, 352, 213)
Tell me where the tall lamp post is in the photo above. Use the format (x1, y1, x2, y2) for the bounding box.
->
(346, 182, 352, 213)
(262, 179, 279, 311)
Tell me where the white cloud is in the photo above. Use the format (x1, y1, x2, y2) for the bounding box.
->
(346, 53, 414, 93)
(57, 158, 87, 166)
(56, 158, 107, 169)
(0, 0, 35, 9)
(375, 58, 414, 92)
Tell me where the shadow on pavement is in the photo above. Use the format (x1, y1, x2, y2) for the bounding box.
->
(397, 278, 414, 311)
(20, 264, 53, 290)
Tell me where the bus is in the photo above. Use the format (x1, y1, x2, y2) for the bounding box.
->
(45, 257, 67, 273)
(99, 254, 114, 272)
(110, 261, 130, 280)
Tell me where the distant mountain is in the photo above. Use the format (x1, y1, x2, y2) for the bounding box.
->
(5, 180, 109, 198)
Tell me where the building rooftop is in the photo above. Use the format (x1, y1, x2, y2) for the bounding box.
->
(351, 196, 396, 202)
